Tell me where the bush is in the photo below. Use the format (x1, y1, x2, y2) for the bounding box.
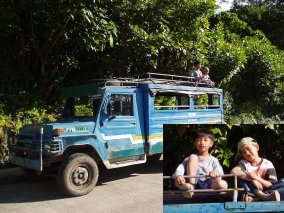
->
(0, 108, 57, 166)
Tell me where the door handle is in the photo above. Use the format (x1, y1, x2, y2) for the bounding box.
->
(130, 121, 136, 125)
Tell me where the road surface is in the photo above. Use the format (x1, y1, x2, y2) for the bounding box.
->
(0, 160, 162, 213)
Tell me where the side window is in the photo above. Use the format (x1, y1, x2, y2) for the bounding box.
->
(193, 94, 220, 109)
(208, 94, 220, 109)
(178, 95, 190, 110)
(74, 97, 93, 116)
(154, 93, 189, 110)
(111, 94, 133, 116)
(62, 96, 102, 117)
(194, 94, 208, 109)
(154, 94, 176, 110)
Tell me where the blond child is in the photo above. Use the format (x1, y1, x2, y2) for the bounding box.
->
(202, 67, 214, 87)
(172, 129, 228, 198)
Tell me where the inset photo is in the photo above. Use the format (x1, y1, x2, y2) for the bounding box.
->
(163, 124, 284, 213)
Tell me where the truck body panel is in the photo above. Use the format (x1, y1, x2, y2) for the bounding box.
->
(10, 73, 225, 196)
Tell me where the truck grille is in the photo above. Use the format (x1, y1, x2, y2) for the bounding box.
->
(19, 134, 34, 140)
(17, 133, 41, 149)
(50, 140, 63, 153)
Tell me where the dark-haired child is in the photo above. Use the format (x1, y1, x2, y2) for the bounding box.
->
(191, 61, 203, 83)
(172, 128, 228, 198)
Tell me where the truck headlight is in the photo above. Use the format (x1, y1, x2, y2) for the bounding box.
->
(53, 128, 64, 137)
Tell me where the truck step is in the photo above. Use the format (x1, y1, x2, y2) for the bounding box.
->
(104, 154, 146, 169)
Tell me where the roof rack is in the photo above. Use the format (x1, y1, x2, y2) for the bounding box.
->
(140, 72, 195, 81)
(88, 72, 214, 88)
(142, 72, 212, 87)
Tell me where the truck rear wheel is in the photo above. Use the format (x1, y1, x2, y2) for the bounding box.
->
(57, 153, 99, 197)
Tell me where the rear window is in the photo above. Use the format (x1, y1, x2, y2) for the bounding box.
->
(154, 93, 189, 110)
(193, 94, 220, 109)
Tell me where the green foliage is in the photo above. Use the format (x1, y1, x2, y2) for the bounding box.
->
(0, 103, 4, 117)
(0, 0, 284, 124)
(0, 0, 117, 112)
(0, 108, 57, 164)
(74, 105, 93, 116)
(231, 3, 284, 50)
(210, 127, 234, 168)
(154, 95, 176, 110)
(207, 10, 284, 122)
(194, 94, 208, 108)
(14, 108, 57, 132)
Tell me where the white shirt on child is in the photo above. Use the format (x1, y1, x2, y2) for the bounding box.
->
(238, 158, 277, 181)
(192, 69, 203, 79)
(172, 154, 224, 181)
(203, 74, 210, 81)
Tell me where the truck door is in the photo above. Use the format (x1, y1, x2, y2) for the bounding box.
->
(100, 89, 145, 159)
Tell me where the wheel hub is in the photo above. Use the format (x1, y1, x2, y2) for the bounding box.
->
(72, 167, 89, 186)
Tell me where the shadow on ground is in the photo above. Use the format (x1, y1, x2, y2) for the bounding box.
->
(0, 160, 162, 203)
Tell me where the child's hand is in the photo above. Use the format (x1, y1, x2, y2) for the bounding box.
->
(247, 172, 260, 181)
(251, 179, 263, 190)
(175, 175, 185, 187)
(209, 170, 219, 180)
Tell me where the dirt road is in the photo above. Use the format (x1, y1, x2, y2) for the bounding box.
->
(0, 160, 162, 213)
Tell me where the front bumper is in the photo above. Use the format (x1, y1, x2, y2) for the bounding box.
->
(10, 154, 42, 171)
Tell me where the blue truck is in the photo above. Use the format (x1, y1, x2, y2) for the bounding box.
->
(10, 73, 224, 196)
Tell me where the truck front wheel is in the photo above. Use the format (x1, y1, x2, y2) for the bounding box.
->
(57, 153, 99, 197)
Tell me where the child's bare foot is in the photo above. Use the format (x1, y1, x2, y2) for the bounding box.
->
(179, 183, 194, 198)
(264, 190, 280, 201)
(242, 193, 254, 202)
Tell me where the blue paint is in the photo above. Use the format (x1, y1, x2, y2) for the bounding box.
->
(10, 74, 224, 171)
(164, 201, 284, 213)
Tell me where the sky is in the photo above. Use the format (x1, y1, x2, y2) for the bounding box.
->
(217, 0, 233, 11)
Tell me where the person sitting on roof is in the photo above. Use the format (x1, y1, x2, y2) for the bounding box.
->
(191, 61, 203, 84)
(172, 128, 228, 198)
(201, 67, 215, 87)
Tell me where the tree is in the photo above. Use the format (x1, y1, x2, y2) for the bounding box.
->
(232, 1, 284, 50)
(1, 0, 284, 124)
(0, 0, 117, 112)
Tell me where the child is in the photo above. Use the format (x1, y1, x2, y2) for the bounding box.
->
(231, 137, 283, 202)
(201, 67, 215, 87)
(191, 61, 203, 83)
(202, 67, 210, 81)
(172, 128, 228, 198)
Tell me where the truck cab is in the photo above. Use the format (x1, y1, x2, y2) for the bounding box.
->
(10, 73, 224, 196)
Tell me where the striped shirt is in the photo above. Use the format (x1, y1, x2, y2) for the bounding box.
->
(238, 158, 277, 182)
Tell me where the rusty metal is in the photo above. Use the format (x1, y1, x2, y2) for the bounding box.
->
(164, 174, 244, 202)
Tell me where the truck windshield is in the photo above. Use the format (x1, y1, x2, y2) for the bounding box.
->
(62, 95, 102, 118)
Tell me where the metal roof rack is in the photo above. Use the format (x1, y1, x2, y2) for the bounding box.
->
(89, 72, 213, 88)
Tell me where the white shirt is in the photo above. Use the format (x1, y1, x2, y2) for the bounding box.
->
(172, 154, 224, 181)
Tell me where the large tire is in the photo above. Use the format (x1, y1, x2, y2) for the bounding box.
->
(57, 153, 99, 197)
